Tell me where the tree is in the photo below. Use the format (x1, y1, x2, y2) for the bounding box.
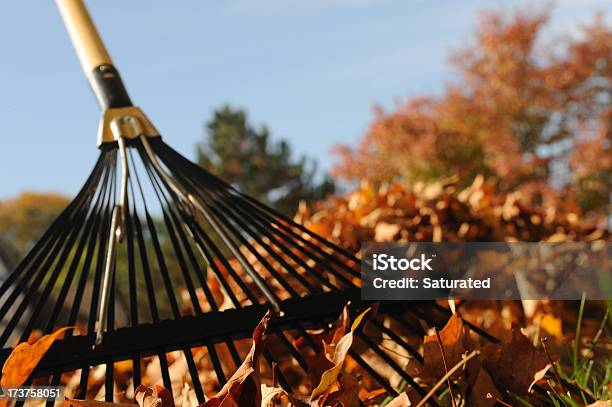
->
(197, 105, 335, 215)
(0, 192, 70, 256)
(332, 6, 610, 218)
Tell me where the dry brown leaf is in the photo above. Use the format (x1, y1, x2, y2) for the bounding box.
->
(467, 368, 500, 407)
(307, 352, 334, 393)
(324, 374, 362, 407)
(260, 384, 286, 406)
(260, 384, 308, 407)
(199, 311, 271, 407)
(482, 328, 551, 395)
(305, 304, 351, 390)
(421, 314, 476, 382)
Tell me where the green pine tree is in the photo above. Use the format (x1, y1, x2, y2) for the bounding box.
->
(197, 105, 334, 215)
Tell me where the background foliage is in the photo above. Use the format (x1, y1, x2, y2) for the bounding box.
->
(332, 8, 610, 218)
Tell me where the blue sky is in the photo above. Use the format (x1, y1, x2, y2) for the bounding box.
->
(0, 0, 609, 199)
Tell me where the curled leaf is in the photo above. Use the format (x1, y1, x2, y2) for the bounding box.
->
(199, 310, 272, 407)
(261, 384, 308, 407)
(310, 307, 371, 403)
(135, 384, 173, 407)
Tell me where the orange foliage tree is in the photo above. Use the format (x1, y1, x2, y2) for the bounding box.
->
(0, 192, 70, 255)
(332, 6, 611, 217)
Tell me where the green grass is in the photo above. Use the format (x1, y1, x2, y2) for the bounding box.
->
(515, 294, 612, 406)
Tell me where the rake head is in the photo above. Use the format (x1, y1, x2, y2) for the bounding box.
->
(0, 133, 473, 403)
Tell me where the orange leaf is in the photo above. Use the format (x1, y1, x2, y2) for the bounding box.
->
(310, 307, 371, 403)
(324, 374, 362, 407)
(1, 327, 72, 388)
(357, 387, 386, 402)
(421, 314, 476, 382)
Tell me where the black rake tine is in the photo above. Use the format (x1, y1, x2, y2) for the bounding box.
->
(183, 346, 206, 403)
(0, 151, 108, 298)
(46, 160, 111, 331)
(156, 140, 360, 267)
(159, 352, 173, 395)
(370, 318, 424, 364)
(187, 183, 335, 293)
(356, 332, 436, 405)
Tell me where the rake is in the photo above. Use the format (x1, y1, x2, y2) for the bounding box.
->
(0, 1, 495, 404)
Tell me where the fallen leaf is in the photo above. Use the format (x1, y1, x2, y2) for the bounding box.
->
(199, 310, 272, 407)
(482, 328, 551, 395)
(324, 374, 362, 407)
(310, 307, 372, 404)
(260, 384, 308, 407)
(260, 384, 286, 406)
(467, 368, 500, 407)
(587, 401, 612, 407)
(536, 312, 563, 338)
(156, 385, 174, 407)
(135, 384, 173, 407)
(421, 314, 476, 382)
(1, 327, 72, 388)
(374, 222, 401, 241)
(307, 352, 334, 393)
(306, 304, 351, 390)
(386, 393, 411, 407)
(357, 387, 386, 403)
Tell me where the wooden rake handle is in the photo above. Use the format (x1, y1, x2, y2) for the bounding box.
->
(56, 0, 132, 110)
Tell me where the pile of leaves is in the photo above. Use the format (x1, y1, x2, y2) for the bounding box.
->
(1, 181, 609, 407)
(293, 177, 606, 251)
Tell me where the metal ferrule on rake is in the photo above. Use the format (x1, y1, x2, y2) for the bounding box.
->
(56, 0, 159, 145)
